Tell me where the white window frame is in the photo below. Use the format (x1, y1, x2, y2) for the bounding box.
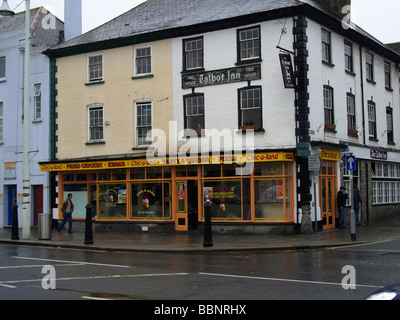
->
(322, 29, 332, 63)
(134, 100, 153, 147)
(87, 104, 104, 143)
(87, 53, 104, 83)
(0, 57, 5, 81)
(134, 46, 152, 76)
(34, 84, 41, 120)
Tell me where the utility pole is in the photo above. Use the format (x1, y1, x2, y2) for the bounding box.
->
(22, 0, 31, 240)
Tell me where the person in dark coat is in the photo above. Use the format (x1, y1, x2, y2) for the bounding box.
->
(337, 187, 348, 229)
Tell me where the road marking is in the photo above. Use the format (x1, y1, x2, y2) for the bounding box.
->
(198, 272, 382, 289)
(0, 284, 17, 289)
(81, 296, 113, 301)
(0, 273, 189, 286)
(0, 263, 82, 270)
(13, 256, 131, 269)
(328, 239, 395, 250)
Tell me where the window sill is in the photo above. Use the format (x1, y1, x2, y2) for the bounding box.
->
(132, 146, 154, 151)
(181, 68, 205, 74)
(385, 86, 393, 92)
(366, 79, 376, 85)
(131, 74, 154, 80)
(347, 130, 359, 138)
(388, 141, 396, 146)
(32, 119, 42, 123)
(324, 124, 336, 133)
(184, 129, 204, 138)
(0, 140, 4, 145)
(85, 80, 105, 86)
(86, 141, 105, 145)
(322, 60, 335, 68)
(235, 58, 262, 66)
(369, 137, 379, 142)
(0, 78, 6, 83)
(345, 70, 356, 77)
(238, 126, 265, 133)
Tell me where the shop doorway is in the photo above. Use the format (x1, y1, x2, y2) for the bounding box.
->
(33, 185, 43, 226)
(319, 161, 337, 230)
(175, 180, 199, 232)
(7, 185, 17, 226)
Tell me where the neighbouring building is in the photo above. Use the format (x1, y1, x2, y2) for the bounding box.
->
(41, 0, 400, 235)
(0, 7, 64, 228)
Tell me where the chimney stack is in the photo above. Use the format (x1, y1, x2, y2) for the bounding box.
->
(312, 0, 351, 19)
(64, 0, 82, 41)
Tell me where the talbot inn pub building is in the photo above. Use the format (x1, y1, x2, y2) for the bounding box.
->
(40, 0, 400, 235)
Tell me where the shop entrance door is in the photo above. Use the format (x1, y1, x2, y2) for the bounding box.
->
(175, 181, 199, 232)
(7, 185, 17, 226)
(320, 177, 336, 230)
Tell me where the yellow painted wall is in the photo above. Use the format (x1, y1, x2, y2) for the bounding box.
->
(55, 39, 173, 160)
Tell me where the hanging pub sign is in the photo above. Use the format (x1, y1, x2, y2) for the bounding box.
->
(279, 54, 295, 89)
(182, 64, 261, 89)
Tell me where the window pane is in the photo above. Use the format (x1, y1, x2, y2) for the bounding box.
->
(98, 184, 127, 219)
(131, 182, 164, 219)
(239, 28, 260, 60)
(203, 180, 242, 220)
(255, 179, 285, 220)
(0, 57, 5, 78)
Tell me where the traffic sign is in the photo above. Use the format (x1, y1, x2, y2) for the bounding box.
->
(308, 155, 322, 172)
(346, 155, 356, 171)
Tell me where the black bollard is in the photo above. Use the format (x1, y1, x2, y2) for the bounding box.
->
(203, 200, 213, 248)
(11, 199, 19, 240)
(84, 203, 94, 245)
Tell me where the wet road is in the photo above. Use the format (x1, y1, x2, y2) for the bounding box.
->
(0, 240, 400, 301)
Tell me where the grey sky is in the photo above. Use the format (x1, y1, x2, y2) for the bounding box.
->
(9, 0, 400, 44)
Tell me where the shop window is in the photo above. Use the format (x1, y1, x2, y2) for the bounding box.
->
(76, 174, 87, 181)
(131, 167, 146, 180)
(63, 174, 74, 182)
(146, 167, 162, 179)
(254, 162, 283, 176)
(131, 182, 171, 220)
(98, 183, 127, 219)
(255, 179, 286, 220)
(203, 180, 242, 220)
(98, 169, 125, 181)
(63, 184, 88, 219)
(204, 165, 221, 177)
(222, 164, 237, 177)
(163, 167, 171, 179)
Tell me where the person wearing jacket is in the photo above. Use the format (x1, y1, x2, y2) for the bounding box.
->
(337, 187, 348, 229)
(58, 194, 74, 233)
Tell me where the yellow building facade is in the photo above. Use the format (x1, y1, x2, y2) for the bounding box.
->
(55, 39, 173, 160)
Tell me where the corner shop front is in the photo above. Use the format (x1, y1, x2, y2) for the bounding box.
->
(40, 152, 295, 234)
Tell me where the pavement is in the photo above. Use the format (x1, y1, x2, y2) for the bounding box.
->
(0, 223, 400, 253)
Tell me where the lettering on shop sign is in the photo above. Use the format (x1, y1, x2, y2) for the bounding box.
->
(182, 64, 261, 89)
(279, 54, 295, 89)
(370, 149, 387, 161)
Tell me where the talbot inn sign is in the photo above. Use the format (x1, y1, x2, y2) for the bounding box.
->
(182, 64, 261, 89)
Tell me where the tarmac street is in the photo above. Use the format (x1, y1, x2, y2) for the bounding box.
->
(0, 226, 400, 301)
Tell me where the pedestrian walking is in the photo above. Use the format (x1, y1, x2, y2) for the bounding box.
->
(58, 193, 74, 233)
(337, 187, 348, 229)
(353, 184, 362, 226)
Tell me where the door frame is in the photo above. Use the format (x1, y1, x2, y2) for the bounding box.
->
(319, 161, 337, 230)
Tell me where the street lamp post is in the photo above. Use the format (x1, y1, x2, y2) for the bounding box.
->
(22, 0, 31, 240)
(0, 0, 31, 239)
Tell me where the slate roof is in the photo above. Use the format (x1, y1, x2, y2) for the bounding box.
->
(53, 0, 301, 50)
(47, 0, 400, 62)
(0, 7, 64, 48)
